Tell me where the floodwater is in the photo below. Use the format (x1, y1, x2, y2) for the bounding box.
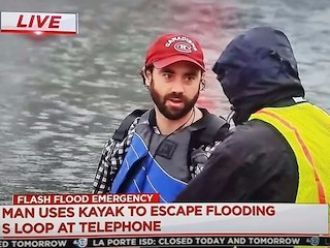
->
(0, 0, 329, 204)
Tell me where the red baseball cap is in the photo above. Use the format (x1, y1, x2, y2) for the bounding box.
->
(145, 33, 205, 71)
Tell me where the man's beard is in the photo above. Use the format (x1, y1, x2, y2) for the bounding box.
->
(149, 80, 199, 120)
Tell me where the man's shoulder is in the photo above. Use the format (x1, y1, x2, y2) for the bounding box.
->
(113, 109, 149, 142)
(196, 108, 230, 132)
(233, 119, 280, 138)
(121, 109, 149, 122)
(191, 108, 230, 144)
(217, 119, 289, 155)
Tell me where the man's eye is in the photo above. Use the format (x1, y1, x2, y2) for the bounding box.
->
(163, 73, 172, 79)
(186, 75, 196, 81)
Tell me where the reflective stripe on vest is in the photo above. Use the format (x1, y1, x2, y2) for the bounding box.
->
(249, 102, 330, 204)
(111, 132, 187, 202)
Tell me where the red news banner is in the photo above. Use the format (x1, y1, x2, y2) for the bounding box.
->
(0, 193, 328, 240)
(0, 11, 78, 35)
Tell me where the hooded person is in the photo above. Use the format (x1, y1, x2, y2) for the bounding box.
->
(176, 27, 330, 204)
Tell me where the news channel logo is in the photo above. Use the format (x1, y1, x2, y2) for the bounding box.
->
(306, 236, 320, 246)
(73, 238, 88, 248)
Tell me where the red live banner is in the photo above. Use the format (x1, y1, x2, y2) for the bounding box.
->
(0, 11, 78, 34)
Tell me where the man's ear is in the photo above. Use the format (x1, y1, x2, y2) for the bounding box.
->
(144, 69, 152, 87)
(200, 72, 206, 91)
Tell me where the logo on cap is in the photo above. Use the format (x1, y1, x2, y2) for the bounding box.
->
(165, 36, 198, 51)
(174, 42, 192, 53)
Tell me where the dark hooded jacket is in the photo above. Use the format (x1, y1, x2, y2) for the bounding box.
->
(176, 27, 305, 203)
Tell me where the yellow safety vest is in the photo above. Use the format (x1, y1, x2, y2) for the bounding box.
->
(249, 102, 330, 204)
(250, 102, 330, 247)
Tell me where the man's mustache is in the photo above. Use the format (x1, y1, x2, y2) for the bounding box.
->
(164, 93, 187, 101)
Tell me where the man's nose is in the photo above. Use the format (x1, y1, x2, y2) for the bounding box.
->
(171, 79, 184, 93)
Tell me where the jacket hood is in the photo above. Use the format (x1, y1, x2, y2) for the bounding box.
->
(213, 27, 305, 124)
